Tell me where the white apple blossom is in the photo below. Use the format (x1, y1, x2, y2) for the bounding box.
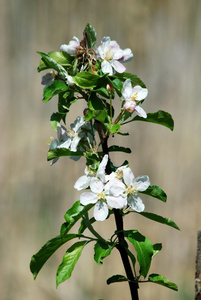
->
(49, 123, 68, 165)
(57, 116, 85, 152)
(122, 79, 148, 118)
(123, 167, 150, 212)
(60, 36, 80, 55)
(74, 155, 108, 191)
(97, 37, 133, 75)
(80, 177, 127, 221)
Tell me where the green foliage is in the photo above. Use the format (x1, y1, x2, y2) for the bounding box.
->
(56, 241, 88, 287)
(32, 24, 178, 297)
(125, 230, 154, 278)
(148, 273, 178, 291)
(107, 274, 129, 285)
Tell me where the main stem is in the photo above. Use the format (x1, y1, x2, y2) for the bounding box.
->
(96, 121, 139, 300)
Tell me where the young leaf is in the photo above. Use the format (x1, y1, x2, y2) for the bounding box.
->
(140, 185, 167, 202)
(108, 145, 131, 154)
(38, 51, 73, 72)
(43, 80, 68, 103)
(107, 274, 129, 285)
(148, 273, 178, 291)
(61, 201, 94, 236)
(37, 52, 68, 77)
(106, 124, 121, 134)
(30, 234, 78, 279)
(94, 240, 114, 265)
(153, 243, 162, 257)
(56, 241, 88, 286)
(85, 24, 97, 49)
(123, 110, 174, 131)
(73, 72, 100, 88)
(137, 212, 180, 230)
(47, 148, 83, 161)
(125, 230, 154, 278)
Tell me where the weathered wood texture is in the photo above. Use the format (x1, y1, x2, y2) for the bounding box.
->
(196, 231, 201, 299)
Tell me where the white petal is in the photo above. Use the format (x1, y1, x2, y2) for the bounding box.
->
(123, 167, 135, 187)
(73, 116, 85, 133)
(107, 195, 127, 209)
(120, 48, 133, 62)
(105, 178, 125, 196)
(101, 60, 113, 75)
(111, 60, 126, 73)
(80, 192, 98, 205)
(70, 136, 80, 152)
(123, 100, 136, 113)
(97, 154, 108, 182)
(94, 201, 108, 221)
(128, 194, 145, 212)
(57, 137, 71, 149)
(135, 106, 147, 118)
(134, 175, 150, 191)
(112, 48, 124, 60)
(132, 86, 148, 101)
(90, 178, 104, 194)
(122, 79, 132, 100)
(49, 139, 59, 150)
(74, 175, 91, 191)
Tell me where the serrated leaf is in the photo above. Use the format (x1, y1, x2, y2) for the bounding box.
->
(111, 78, 123, 96)
(137, 212, 180, 230)
(88, 94, 106, 111)
(107, 274, 129, 285)
(47, 148, 83, 161)
(43, 80, 68, 103)
(108, 145, 131, 153)
(37, 52, 68, 77)
(30, 234, 78, 279)
(56, 241, 88, 286)
(148, 273, 178, 291)
(94, 241, 113, 265)
(38, 51, 73, 72)
(85, 24, 97, 49)
(125, 230, 154, 278)
(123, 110, 174, 131)
(140, 185, 167, 202)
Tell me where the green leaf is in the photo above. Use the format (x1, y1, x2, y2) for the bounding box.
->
(123, 110, 174, 131)
(78, 216, 96, 235)
(125, 230, 154, 278)
(148, 273, 178, 291)
(137, 212, 180, 230)
(140, 185, 167, 202)
(50, 112, 66, 131)
(38, 51, 73, 72)
(153, 243, 162, 257)
(56, 241, 88, 286)
(30, 234, 78, 279)
(88, 93, 106, 111)
(107, 274, 129, 285)
(94, 240, 114, 265)
(108, 145, 131, 154)
(106, 124, 121, 134)
(47, 148, 83, 161)
(115, 72, 146, 88)
(73, 72, 100, 88)
(85, 24, 97, 49)
(111, 78, 123, 96)
(43, 80, 68, 103)
(85, 109, 107, 123)
(61, 201, 94, 236)
(37, 52, 68, 77)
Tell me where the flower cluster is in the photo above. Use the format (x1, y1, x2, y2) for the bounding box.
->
(74, 155, 150, 221)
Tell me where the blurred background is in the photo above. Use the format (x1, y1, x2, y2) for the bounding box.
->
(1, 0, 201, 299)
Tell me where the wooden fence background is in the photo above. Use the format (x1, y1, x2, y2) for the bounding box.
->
(0, 0, 201, 299)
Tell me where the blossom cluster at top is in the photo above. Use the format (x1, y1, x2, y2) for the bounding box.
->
(74, 155, 150, 221)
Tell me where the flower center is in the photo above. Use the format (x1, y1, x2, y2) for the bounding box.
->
(126, 184, 138, 195)
(131, 93, 138, 101)
(104, 48, 114, 61)
(67, 130, 76, 138)
(97, 191, 106, 200)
